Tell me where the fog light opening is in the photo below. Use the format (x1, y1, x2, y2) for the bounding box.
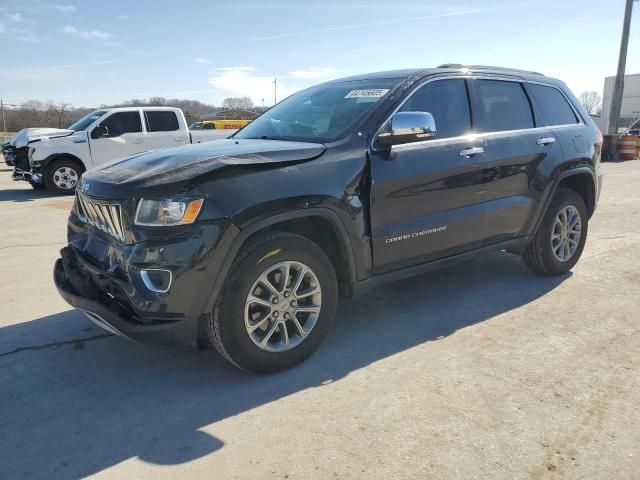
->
(140, 269, 172, 293)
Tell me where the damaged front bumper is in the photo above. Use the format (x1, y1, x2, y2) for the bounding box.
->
(12, 167, 43, 184)
(54, 245, 200, 346)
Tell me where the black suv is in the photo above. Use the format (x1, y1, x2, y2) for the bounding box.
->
(54, 65, 603, 372)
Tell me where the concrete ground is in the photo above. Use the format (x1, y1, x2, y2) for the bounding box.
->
(1, 161, 639, 480)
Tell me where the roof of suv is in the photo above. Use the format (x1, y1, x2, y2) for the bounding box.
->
(330, 65, 552, 84)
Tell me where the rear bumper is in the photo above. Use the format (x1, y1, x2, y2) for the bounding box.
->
(54, 256, 198, 346)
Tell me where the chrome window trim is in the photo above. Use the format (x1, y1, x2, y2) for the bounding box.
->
(370, 74, 584, 151)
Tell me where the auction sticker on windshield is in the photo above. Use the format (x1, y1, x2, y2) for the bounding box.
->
(344, 89, 390, 98)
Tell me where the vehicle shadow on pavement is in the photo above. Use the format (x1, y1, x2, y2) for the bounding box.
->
(0, 252, 570, 479)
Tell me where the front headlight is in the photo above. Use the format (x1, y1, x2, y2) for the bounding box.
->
(134, 198, 204, 226)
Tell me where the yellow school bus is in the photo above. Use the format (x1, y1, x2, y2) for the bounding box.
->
(189, 119, 252, 130)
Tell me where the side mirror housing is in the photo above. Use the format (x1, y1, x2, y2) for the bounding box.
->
(91, 125, 109, 139)
(376, 111, 437, 148)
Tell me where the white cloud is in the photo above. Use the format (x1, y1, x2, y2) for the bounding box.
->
(117, 15, 128, 20)
(13, 27, 37, 42)
(0, 23, 4, 33)
(288, 66, 340, 80)
(194, 57, 212, 65)
(9, 13, 24, 23)
(61, 25, 113, 40)
(251, 0, 551, 41)
(51, 5, 77, 13)
(209, 67, 289, 104)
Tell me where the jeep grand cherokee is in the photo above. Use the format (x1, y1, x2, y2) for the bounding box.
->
(54, 64, 604, 372)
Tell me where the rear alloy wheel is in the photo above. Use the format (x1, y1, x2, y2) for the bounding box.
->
(208, 232, 337, 373)
(44, 160, 82, 195)
(521, 188, 588, 275)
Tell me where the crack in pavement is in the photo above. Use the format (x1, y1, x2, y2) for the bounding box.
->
(0, 333, 114, 358)
(0, 242, 63, 251)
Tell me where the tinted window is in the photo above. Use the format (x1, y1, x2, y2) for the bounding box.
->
(475, 80, 534, 132)
(145, 111, 180, 132)
(101, 111, 142, 137)
(528, 84, 578, 126)
(400, 79, 471, 139)
(202, 123, 216, 130)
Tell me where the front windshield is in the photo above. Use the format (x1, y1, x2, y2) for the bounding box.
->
(68, 110, 108, 131)
(234, 79, 398, 143)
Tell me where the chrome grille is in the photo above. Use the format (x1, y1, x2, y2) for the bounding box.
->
(76, 192, 126, 242)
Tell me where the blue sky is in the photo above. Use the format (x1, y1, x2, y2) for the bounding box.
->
(1, 0, 638, 107)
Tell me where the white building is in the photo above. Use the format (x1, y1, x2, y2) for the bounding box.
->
(598, 73, 640, 133)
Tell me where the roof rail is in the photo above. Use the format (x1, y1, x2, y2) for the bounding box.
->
(437, 64, 544, 76)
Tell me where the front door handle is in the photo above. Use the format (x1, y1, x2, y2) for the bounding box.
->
(460, 147, 485, 157)
(536, 137, 556, 146)
(175, 137, 185, 142)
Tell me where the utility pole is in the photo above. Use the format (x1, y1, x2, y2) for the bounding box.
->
(273, 78, 277, 105)
(0, 100, 6, 141)
(608, 0, 637, 136)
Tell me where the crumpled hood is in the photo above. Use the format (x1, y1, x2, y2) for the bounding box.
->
(12, 128, 75, 148)
(83, 138, 326, 198)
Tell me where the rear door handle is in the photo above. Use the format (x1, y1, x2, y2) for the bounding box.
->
(133, 138, 144, 144)
(536, 137, 556, 146)
(460, 147, 485, 157)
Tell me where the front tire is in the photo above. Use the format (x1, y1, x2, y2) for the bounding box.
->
(29, 180, 46, 190)
(208, 232, 338, 373)
(521, 188, 588, 275)
(43, 159, 82, 195)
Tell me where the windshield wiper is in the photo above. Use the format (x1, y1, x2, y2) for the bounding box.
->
(243, 135, 292, 141)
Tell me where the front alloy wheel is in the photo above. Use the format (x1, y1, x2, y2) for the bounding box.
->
(245, 261, 322, 352)
(208, 232, 337, 373)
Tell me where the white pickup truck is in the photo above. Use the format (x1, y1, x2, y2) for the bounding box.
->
(5, 107, 232, 194)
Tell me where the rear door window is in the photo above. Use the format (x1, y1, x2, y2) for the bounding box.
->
(399, 79, 471, 139)
(144, 111, 180, 132)
(527, 84, 579, 126)
(101, 111, 142, 137)
(474, 80, 534, 132)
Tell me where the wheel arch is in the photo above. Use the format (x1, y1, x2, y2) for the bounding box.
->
(556, 169, 596, 218)
(531, 166, 597, 235)
(43, 153, 87, 172)
(203, 208, 358, 316)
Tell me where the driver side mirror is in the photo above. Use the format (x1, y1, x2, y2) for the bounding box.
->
(376, 111, 437, 148)
(91, 125, 109, 139)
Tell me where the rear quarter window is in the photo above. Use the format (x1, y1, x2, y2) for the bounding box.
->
(527, 84, 579, 126)
(145, 111, 180, 132)
(474, 80, 534, 132)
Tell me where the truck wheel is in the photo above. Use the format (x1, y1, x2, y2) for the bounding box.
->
(521, 188, 588, 275)
(208, 232, 338, 373)
(44, 159, 82, 195)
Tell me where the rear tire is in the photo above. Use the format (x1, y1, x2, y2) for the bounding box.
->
(521, 188, 588, 275)
(43, 159, 82, 195)
(208, 232, 338, 373)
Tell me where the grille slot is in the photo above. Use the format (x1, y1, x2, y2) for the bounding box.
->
(76, 193, 125, 242)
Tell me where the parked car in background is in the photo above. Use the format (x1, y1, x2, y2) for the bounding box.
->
(6, 107, 224, 194)
(54, 65, 603, 372)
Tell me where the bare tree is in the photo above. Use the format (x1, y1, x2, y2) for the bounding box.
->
(579, 91, 602, 115)
(222, 96, 253, 109)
